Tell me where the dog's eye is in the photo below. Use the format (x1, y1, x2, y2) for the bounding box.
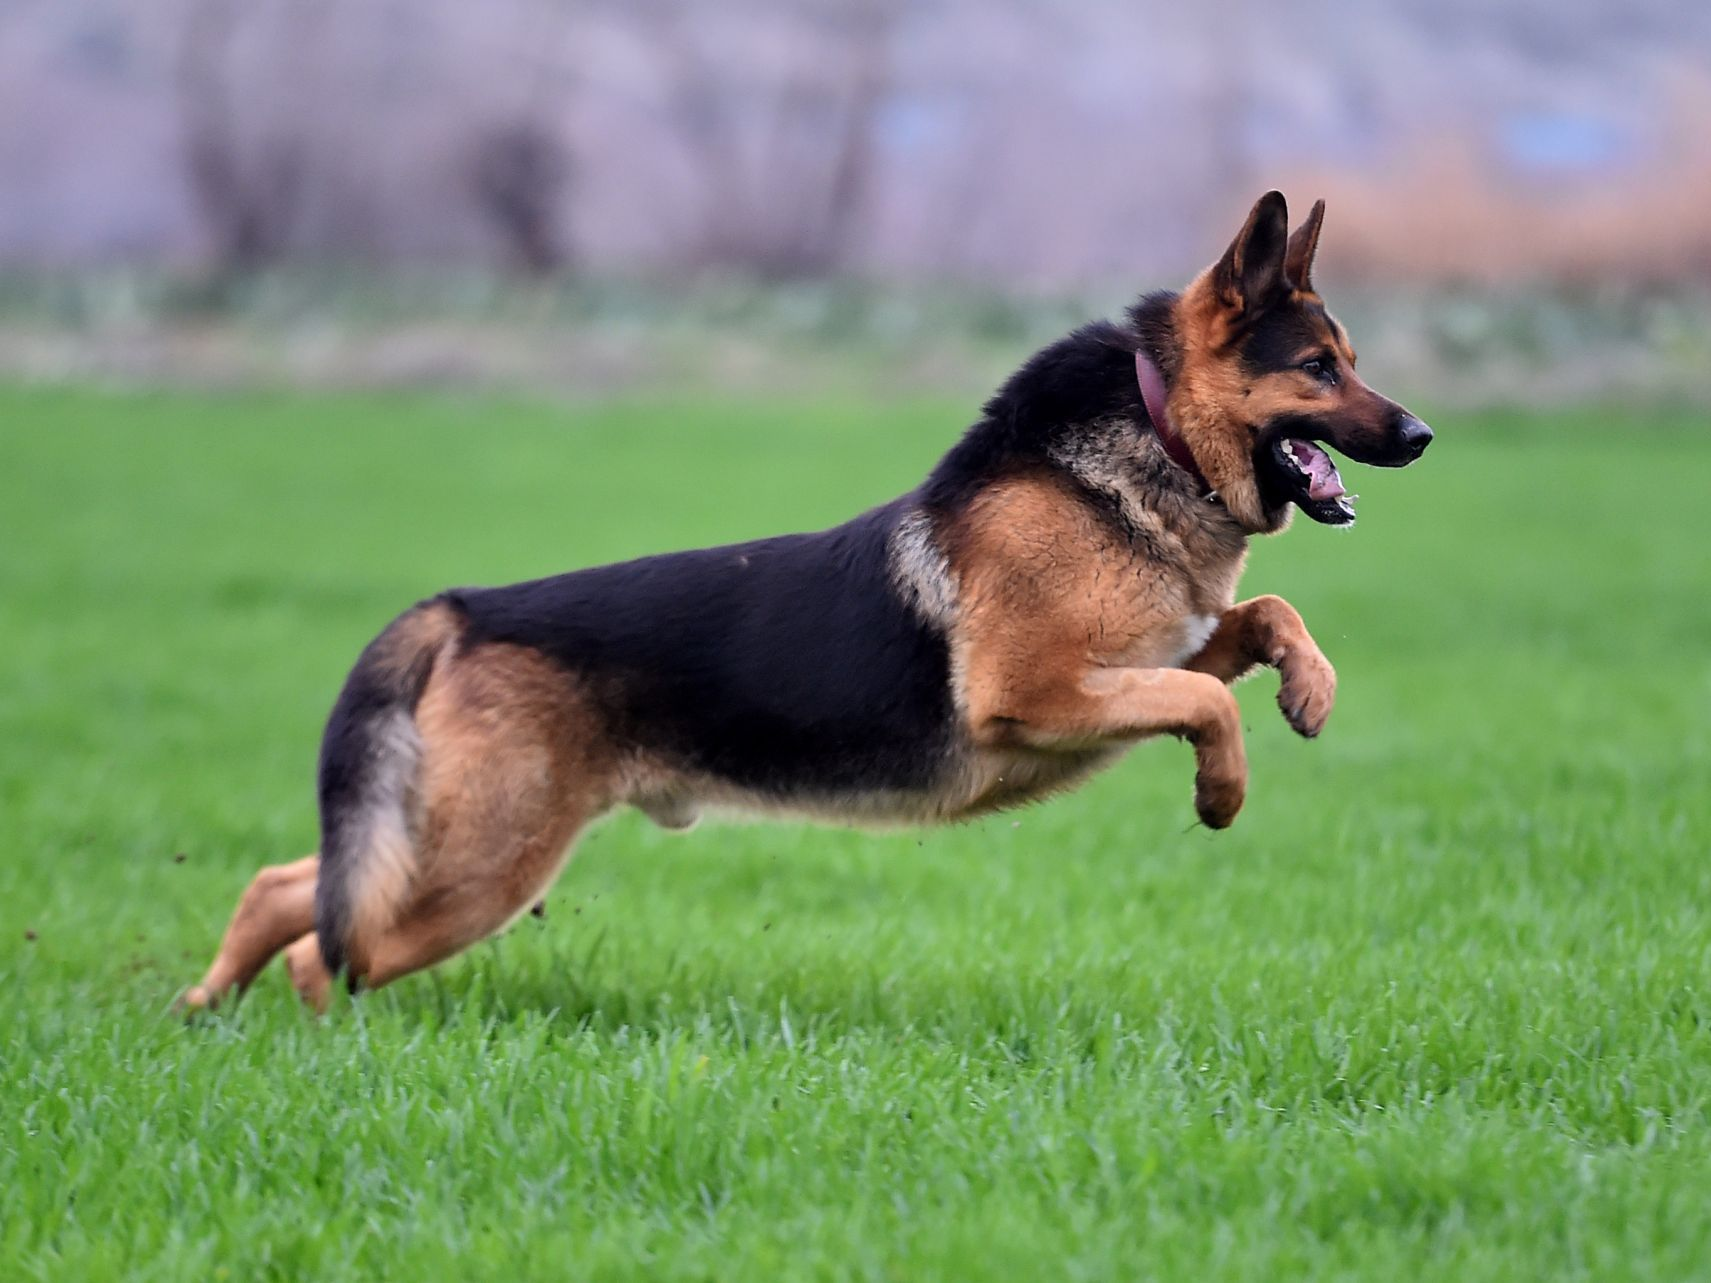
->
(1300, 358, 1337, 385)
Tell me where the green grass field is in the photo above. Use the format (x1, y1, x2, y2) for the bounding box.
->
(3, 385, 1709, 1280)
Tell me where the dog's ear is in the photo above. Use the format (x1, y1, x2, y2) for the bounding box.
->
(1285, 198, 1326, 292)
(1212, 190, 1290, 316)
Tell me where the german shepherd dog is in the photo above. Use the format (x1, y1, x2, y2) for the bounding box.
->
(185, 192, 1431, 1012)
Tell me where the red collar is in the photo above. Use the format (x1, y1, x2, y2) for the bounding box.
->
(1135, 350, 1212, 496)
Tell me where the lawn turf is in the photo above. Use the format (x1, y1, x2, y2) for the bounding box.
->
(2, 386, 1710, 1280)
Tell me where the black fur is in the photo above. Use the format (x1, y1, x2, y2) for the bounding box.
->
(1127, 291, 1182, 382)
(1240, 300, 1333, 376)
(921, 319, 1146, 512)
(448, 500, 956, 796)
(1214, 190, 1291, 310)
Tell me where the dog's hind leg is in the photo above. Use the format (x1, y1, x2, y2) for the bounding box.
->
(182, 854, 319, 1011)
(312, 641, 616, 1006)
(281, 778, 600, 1013)
(320, 791, 599, 1006)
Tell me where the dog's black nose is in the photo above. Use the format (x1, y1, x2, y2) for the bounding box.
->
(1396, 415, 1433, 460)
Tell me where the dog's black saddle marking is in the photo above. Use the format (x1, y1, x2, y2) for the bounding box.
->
(448, 499, 956, 797)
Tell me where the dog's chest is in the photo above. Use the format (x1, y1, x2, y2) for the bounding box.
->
(1166, 611, 1222, 667)
(1097, 542, 1243, 670)
(1102, 596, 1227, 670)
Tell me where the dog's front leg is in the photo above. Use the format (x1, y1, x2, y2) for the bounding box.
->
(1185, 595, 1336, 738)
(972, 668, 1248, 828)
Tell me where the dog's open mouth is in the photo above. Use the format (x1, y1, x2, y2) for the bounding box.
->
(1262, 437, 1357, 526)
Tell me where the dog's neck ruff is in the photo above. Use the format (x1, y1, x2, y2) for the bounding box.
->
(1135, 350, 1214, 499)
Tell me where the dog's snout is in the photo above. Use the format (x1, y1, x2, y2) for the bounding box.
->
(1395, 414, 1433, 460)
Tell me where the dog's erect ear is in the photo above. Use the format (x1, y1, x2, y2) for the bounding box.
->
(1285, 198, 1326, 292)
(1212, 190, 1290, 316)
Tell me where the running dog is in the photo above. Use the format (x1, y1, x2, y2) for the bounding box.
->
(185, 191, 1432, 1012)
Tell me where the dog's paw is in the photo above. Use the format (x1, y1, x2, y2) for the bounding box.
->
(1193, 758, 1247, 829)
(1278, 650, 1336, 739)
(176, 981, 231, 1022)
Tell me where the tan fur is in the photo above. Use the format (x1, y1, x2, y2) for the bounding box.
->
(938, 471, 1257, 826)
(282, 930, 331, 1010)
(368, 600, 460, 683)
(183, 855, 319, 1010)
(1164, 281, 1274, 531)
(1163, 264, 1397, 533)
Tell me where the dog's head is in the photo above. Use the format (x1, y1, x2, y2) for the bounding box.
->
(1157, 191, 1431, 532)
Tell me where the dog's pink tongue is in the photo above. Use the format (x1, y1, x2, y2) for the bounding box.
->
(1291, 440, 1345, 500)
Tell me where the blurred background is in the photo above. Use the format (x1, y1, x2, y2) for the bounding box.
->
(2, 0, 1709, 404)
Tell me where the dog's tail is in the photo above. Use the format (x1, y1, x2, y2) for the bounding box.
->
(314, 598, 460, 981)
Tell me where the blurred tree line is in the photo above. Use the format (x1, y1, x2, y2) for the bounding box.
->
(3, 0, 1708, 286)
